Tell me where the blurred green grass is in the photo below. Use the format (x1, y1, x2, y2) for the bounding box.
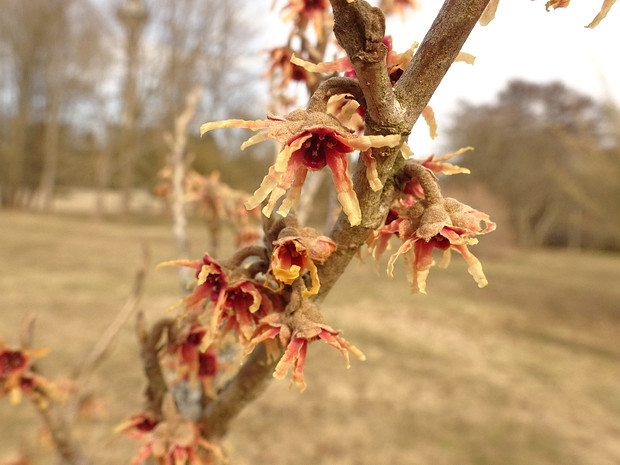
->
(1, 211, 619, 465)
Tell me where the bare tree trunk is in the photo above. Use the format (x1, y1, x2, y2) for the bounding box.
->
(118, 2, 147, 216)
(38, 89, 61, 211)
(95, 124, 115, 220)
(165, 86, 202, 287)
(3, 66, 30, 208)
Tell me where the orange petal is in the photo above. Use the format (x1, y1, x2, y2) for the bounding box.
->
(586, 0, 617, 28)
(240, 131, 269, 150)
(422, 106, 438, 139)
(200, 118, 269, 136)
(455, 51, 476, 65)
(346, 133, 402, 151)
(245, 165, 281, 211)
(290, 53, 354, 74)
(479, 0, 500, 26)
(277, 166, 308, 217)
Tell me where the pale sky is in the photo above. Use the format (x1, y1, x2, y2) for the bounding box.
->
(387, 1, 620, 155)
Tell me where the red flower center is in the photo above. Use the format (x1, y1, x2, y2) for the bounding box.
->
(303, 0, 328, 12)
(198, 353, 218, 378)
(186, 332, 203, 346)
(429, 234, 452, 251)
(278, 245, 304, 270)
(135, 417, 159, 432)
(0, 350, 26, 376)
(299, 131, 348, 171)
(226, 288, 254, 311)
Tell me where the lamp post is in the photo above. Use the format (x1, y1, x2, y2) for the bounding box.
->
(117, 0, 148, 215)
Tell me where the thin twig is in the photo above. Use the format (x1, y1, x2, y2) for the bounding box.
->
(77, 243, 150, 382)
(20, 318, 92, 465)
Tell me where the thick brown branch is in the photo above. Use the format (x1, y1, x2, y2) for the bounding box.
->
(396, 160, 443, 204)
(316, 0, 490, 301)
(33, 399, 92, 465)
(137, 313, 174, 415)
(394, 0, 491, 128)
(200, 343, 280, 439)
(329, 0, 401, 127)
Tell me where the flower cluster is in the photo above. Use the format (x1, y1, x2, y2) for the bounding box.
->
(246, 299, 365, 392)
(368, 152, 495, 294)
(156, 216, 365, 391)
(158, 253, 278, 352)
(386, 197, 495, 294)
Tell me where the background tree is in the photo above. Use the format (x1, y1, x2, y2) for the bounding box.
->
(0, 0, 110, 209)
(447, 79, 620, 249)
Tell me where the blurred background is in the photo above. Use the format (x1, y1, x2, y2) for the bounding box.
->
(1, 1, 619, 464)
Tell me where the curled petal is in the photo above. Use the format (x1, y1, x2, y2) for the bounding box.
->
(421, 106, 438, 140)
(455, 52, 476, 65)
(345, 133, 402, 151)
(277, 166, 308, 217)
(200, 118, 270, 136)
(290, 53, 354, 74)
(327, 154, 362, 226)
(240, 131, 269, 150)
(452, 244, 488, 288)
(362, 150, 382, 191)
(290, 342, 308, 391)
(586, 0, 617, 28)
(156, 259, 202, 272)
(387, 239, 413, 279)
(319, 329, 366, 366)
(401, 142, 414, 159)
(301, 259, 320, 298)
(245, 165, 281, 212)
(479, 0, 500, 25)
(546, 0, 570, 10)
(273, 337, 305, 381)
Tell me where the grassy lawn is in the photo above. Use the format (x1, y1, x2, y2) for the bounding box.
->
(1, 211, 619, 465)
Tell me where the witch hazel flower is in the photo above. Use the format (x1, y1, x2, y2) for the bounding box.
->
(366, 208, 401, 265)
(264, 46, 312, 88)
(281, 0, 331, 39)
(0, 338, 51, 405)
(246, 300, 365, 392)
(267, 226, 336, 297)
(158, 254, 227, 318)
(387, 197, 496, 294)
(165, 322, 220, 397)
(158, 251, 276, 352)
(398, 146, 473, 201)
(119, 394, 222, 465)
(200, 108, 400, 226)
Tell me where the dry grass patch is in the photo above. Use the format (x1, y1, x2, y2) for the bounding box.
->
(1, 212, 619, 465)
